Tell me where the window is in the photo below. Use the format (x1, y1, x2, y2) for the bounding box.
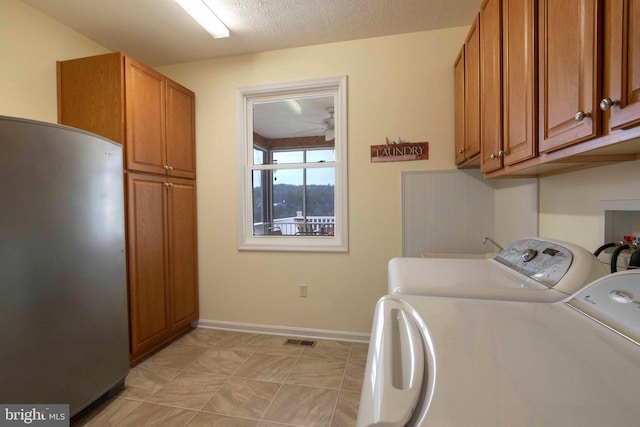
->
(237, 76, 348, 251)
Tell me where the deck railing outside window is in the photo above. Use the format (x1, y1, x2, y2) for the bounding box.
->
(254, 216, 335, 236)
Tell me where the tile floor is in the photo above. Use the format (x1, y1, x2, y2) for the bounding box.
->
(73, 328, 367, 426)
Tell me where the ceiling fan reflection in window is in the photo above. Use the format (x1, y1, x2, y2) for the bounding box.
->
(253, 96, 335, 142)
(298, 107, 334, 141)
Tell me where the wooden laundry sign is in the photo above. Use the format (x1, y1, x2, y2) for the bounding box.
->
(371, 141, 429, 163)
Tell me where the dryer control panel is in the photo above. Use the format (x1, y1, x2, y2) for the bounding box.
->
(493, 239, 573, 287)
(567, 271, 640, 346)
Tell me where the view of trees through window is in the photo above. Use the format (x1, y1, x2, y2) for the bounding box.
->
(254, 182, 335, 219)
(252, 148, 335, 234)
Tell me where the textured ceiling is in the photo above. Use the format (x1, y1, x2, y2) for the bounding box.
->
(22, 0, 481, 67)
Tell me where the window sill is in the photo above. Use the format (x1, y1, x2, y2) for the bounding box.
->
(238, 235, 348, 252)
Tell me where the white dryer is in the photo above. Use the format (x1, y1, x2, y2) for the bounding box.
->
(388, 238, 607, 301)
(358, 270, 640, 426)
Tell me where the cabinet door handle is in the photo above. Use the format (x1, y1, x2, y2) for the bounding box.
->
(163, 182, 173, 188)
(599, 98, 620, 111)
(574, 111, 591, 122)
(490, 151, 504, 160)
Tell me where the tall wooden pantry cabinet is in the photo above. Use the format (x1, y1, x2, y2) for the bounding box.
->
(57, 52, 199, 364)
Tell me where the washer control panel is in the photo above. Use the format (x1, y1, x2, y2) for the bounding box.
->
(567, 271, 640, 346)
(493, 239, 573, 287)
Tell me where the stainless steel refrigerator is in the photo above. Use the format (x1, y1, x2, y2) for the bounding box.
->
(0, 116, 129, 418)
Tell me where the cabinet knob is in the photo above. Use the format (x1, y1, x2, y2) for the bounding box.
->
(164, 165, 170, 170)
(163, 182, 173, 188)
(458, 148, 466, 154)
(168, 166, 174, 171)
(599, 98, 620, 111)
(574, 111, 591, 122)
(498, 150, 504, 157)
(490, 153, 497, 159)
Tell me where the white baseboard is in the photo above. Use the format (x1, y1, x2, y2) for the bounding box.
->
(195, 319, 370, 343)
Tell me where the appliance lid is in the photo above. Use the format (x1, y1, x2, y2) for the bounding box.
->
(389, 238, 607, 298)
(370, 292, 640, 426)
(567, 270, 640, 346)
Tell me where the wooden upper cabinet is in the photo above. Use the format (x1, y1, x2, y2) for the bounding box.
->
(454, 46, 467, 165)
(603, 0, 640, 131)
(57, 53, 124, 145)
(465, 15, 482, 161)
(480, 0, 503, 173)
(502, 0, 537, 166)
(125, 56, 167, 175)
(58, 52, 196, 178)
(539, 0, 601, 153)
(166, 80, 197, 178)
(455, 0, 537, 173)
(456, 0, 640, 177)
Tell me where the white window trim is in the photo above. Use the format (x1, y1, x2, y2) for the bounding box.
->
(236, 76, 348, 252)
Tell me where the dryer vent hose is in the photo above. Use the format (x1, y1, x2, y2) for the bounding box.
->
(594, 242, 617, 257)
(629, 248, 640, 270)
(611, 244, 631, 273)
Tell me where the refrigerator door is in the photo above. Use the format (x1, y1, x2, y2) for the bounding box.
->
(0, 116, 129, 416)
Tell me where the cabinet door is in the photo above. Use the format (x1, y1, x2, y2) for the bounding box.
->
(539, 0, 601, 153)
(503, 0, 537, 165)
(465, 15, 482, 160)
(126, 173, 170, 357)
(454, 46, 467, 165)
(167, 178, 199, 331)
(125, 57, 167, 174)
(480, 0, 503, 173)
(166, 79, 197, 178)
(603, 0, 640, 130)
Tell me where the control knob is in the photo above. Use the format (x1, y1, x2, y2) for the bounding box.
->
(522, 248, 538, 262)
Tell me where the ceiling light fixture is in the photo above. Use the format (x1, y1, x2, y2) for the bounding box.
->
(174, 0, 230, 39)
(286, 99, 302, 114)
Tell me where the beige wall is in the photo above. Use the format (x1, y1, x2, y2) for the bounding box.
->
(2, 0, 468, 335)
(0, 0, 109, 123)
(6, 0, 637, 336)
(539, 159, 640, 252)
(158, 28, 469, 334)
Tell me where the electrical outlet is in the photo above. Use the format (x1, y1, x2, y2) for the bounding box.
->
(299, 284, 308, 298)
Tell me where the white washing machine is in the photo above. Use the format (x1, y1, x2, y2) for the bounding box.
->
(388, 238, 607, 301)
(358, 270, 640, 426)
